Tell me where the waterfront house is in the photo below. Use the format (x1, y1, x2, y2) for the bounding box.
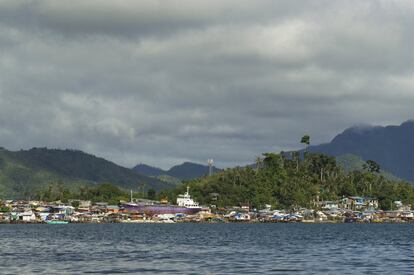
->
(34, 206, 52, 221)
(239, 203, 250, 211)
(315, 201, 339, 210)
(74, 213, 93, 223)
(28, 200, 42, 207)
(392, 201, 413, 220)
(91, 214, 104, 223)
(341, 196, 379, 211)
(79, 200, 92, 208)
(359, 210, 378, 221)
(68, 200, 92, 211)
(364, 197, 379, 209)
(50, 205, 74, 216)
(341, 197, 364, 210)
(91, 202, 108, 214)
(104, 213, 124, 223)
(394, 201, 411, 211)
(323, 208, 342, 219)
(11, 211, 36, 222)
(400, 211, 414, 220)
(107, 205, 120, 213)
(384, 211, 401, 220)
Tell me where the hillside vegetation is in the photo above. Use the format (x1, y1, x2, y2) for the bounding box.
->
(310, 120, 414, 181)
(161, 152, 414, 211)
(0, 147, 172, 199)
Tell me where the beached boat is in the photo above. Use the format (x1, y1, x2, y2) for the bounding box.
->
(46, 220, 69, 224)
(120, 186, 202, 215)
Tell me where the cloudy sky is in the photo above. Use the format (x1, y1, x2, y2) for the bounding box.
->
(0, 0, 414, 169)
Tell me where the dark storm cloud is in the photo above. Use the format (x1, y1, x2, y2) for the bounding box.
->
(1, 0, 414, 169)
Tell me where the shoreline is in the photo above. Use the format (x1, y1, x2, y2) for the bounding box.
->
(1, 219, 412, 225)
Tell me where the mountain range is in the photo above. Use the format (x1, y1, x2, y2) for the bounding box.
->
(0, 147, 172, 199)
(2, 120, 414, 198)
(310, 120, 414, 181)
(132, 162, 221, 181)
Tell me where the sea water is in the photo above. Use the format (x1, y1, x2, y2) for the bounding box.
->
(1, 223, 414, 274)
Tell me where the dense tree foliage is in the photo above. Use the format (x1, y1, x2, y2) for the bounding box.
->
(0, 147, 173, 199)
(161, 152, 414, 211)
(1, 145, 413, 210)
(301, 135, 310, 152)
(12, 148, 170, 190)
(363, 160, 381, 173)
(307, 120, 414, 182)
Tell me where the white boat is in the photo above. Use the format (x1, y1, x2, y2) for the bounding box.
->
(233, 213, 251, 221)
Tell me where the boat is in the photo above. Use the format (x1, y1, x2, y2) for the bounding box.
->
(120, 186, 202, 216)
(233, 213, 251, 221)
(46, 220, 69, 224)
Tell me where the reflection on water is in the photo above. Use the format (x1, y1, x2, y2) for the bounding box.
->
(1, 223, 414, 274)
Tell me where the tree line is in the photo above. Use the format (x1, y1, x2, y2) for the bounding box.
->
(159, 136, 414, 210)
(30, 135, 414, 210)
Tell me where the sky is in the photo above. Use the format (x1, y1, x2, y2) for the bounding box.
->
(1, 0, 414, 169)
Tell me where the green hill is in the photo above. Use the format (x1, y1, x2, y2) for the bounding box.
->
(132, 164, 167, 177)
(0, 147, 172, 199)
(161, 152, 414, 210)
(336, 154, 403, 182)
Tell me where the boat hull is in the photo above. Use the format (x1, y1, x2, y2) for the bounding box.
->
(121, 203, 201, 216)
(46, 220, 69, 224)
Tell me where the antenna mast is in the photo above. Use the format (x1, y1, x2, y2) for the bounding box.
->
(208, 159, 214, 176)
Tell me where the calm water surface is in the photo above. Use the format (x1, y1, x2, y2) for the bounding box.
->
(1, 223, 414, 274)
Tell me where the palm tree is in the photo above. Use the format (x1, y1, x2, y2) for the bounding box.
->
(363, 160, 381, 174)
(296, 135, 310, 172)
(301, 135, 310, 153)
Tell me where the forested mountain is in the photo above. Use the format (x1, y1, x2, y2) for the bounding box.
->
(167, 162, 221, 180)
(132, 164, 166, 177)
(133, 161, 221, 181)
(336, 154, 402, 181)
(0, 147, 172, 199)
(309, 120, 414, 181)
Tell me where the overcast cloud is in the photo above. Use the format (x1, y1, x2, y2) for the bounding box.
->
(1, 0, 414, 169)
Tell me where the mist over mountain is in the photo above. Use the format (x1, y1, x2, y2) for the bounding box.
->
(309, 120, 414, 181)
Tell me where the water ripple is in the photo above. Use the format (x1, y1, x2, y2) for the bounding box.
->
(1, 223, 414, 274)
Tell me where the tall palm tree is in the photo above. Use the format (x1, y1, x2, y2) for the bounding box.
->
(301, 135, 310, 153)
(296, 135, 310, 172)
